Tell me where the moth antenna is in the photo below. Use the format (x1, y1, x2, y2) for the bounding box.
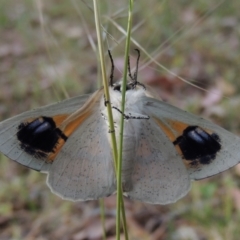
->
(133, 48, 140, 82)
(130, 49, 146, 90)
(108, 50, 114, 87)
(128, 55, 134, 81)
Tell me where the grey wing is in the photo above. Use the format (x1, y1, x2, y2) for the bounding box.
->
(125, 118, 190, 204)
(142, 96, 240, 180)
(47, 110, 116, 201)
(0, 95, 90, 172)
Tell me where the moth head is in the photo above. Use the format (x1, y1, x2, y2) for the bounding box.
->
(112, 81, 135, 92)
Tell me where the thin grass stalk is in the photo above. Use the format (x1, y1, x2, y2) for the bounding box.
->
(92, 1, 129, 240)
(92, 1, 118, 169)
(116, 0, 134, 239)
(36, 0, 69, 99)
(99, 198, 107, 240)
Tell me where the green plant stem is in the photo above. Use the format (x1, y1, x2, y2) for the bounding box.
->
(99, 198, 107, 240)
(92, 2, 128, 240)
(116, 0, 134, 240)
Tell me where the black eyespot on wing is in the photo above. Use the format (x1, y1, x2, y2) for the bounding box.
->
(17, 116, 68, 159)
(173, 126, 221, 165)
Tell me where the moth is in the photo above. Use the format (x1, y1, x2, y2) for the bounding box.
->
(0, 50, 239, 204)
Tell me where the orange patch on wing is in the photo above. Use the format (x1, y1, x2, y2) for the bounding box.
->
(63, 110, 92, 137)
(48, 110, 92, 161)
(165, 119, 189, 135)
(52, 114, 69, 126)
(52, 111, 92, 136)
(166, 119, 215, 139)
(153, 117, 176, 142)
(46, 88, 104, 162)
(163, 119, 193, 164)
(46, 114, 70, 161)
(153, 117, 187, 160)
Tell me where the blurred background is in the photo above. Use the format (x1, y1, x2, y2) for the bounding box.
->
(0, 0, 240, 239)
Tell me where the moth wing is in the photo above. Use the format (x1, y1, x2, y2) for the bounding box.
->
(47, 109, 116, 201)
(0, 90, 116, 201)
(0, 94, 90, 172)
(142, 97, 240, 180)
(125, 117, 191, 204)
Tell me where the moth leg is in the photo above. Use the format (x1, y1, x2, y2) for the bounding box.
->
(112, 106, 149, 120)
